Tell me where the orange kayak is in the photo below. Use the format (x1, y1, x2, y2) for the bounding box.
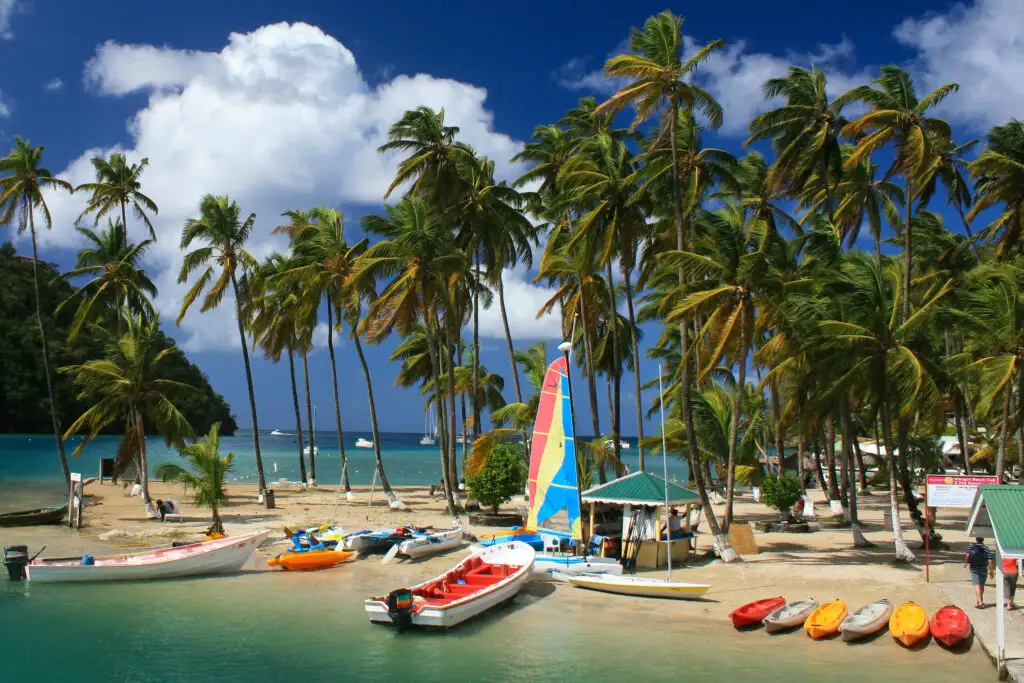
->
(267, 548, 354, 571)
(804, 599, 847, 640)
(890, 601, 930, 647)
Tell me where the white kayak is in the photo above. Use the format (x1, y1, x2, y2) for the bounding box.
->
(763, 599, 819, 633)
(532, 554, 622, 579)
(840, 599, 893, 641)
(557, 572, 710, 599)
(397, 528, 464, 559)
(26, 530, 270, 583)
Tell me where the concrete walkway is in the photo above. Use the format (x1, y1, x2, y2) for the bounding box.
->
(938, 573, 1024, 681)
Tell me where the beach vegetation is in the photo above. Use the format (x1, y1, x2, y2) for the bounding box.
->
(156, 422, 234, 534)
(467, 441, 528, 514)
(760, 471, 804, 518)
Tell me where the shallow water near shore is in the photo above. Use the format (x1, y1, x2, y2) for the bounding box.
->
(0, 555, 988, 683)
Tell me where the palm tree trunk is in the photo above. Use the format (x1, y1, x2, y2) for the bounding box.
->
(604, 260, 622, 465)
(840, 396, 870, 547)
(825, 416, 840, 501)
(724, 304, 748, 531)
(353, 330, 401, 507)
(623, 268, 645, 471)
(425, 314, 458, 523)
(895, 419, 927, 542)
(495, 272, 529, 461)
(27, 204, 70, 487)
(136, 408, 152, 514)
(229, 270, 266, 495)
(302, 353, 316, 485)
(669, 101, 736, 562)
(996, 375, 1012, 481)
(814, 444, 828, 497)
(325, 295, 350, 495)
(288, 350, 307, 483)
(457, 344, 469, 468)
(879, 398, 916, 562)
(576, 279, 602, 444)
(472, 248, 481, 440)
(854, 441, 868, 491)
(946, 329, 972, 474)
(770, 382, 785, 476)
(446, 326, 460, 492)
(903, 177, 913, 323)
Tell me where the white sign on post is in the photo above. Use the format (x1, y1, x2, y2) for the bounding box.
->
(70, 472, 81, 483)
(925, 474, 999, 508)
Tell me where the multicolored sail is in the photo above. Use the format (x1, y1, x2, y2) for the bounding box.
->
(526, 356, 582, 541)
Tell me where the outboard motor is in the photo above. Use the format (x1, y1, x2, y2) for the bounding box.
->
(4, 545, 29, 581)
(386, 588, 414, 632)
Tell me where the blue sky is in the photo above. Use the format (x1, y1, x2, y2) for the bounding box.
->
(1, 0, 1020, 436)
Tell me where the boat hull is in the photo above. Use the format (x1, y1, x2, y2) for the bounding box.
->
(26, 530, 270, 583)
(763, 600, 818, 633)
(364, 541, 535, 629)
(840, 600, 892, 641)
(398, 529, 464, 559)
(532, 555, 622, 579)
(561, 573, 710, 599)
(475, 528, 572, 553)
(890, 601, 930, 647)
(931, 605, 971, 647)
(267, 548, 354, 570)
(0, 504, 68, 527)
(729, 597, 787, 628)
(804, 600, 847, 640)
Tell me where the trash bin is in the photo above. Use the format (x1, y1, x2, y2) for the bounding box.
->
(263, 489, 276, 509)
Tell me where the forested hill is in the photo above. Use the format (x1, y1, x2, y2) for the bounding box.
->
(0, 242, 237, 436)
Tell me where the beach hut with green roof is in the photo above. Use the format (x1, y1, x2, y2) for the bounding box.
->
(581, 472, 699, 569)
(966, 485, 1024, 676)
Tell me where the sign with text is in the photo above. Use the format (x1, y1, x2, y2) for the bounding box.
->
(925, 474, 999, 508)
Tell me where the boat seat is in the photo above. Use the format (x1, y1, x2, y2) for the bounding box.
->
(463, 573, 503, 586)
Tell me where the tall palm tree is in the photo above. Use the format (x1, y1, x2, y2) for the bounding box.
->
(968, 120, 1024, 259)
(0, 137, 74, 485)
(177, 194, 267, 495)
(57, 219, 156, 340)
(156, 422, 234, 534)
(597, 11, 737, 560)
(840, 66, 959, 320)
(378, 106, 475, 201)
(61, 314, 196, 512)
(915, 135, 978, 251)
(76, 152, 158, 239)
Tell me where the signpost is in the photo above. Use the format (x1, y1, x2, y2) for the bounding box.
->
(923, 474, 999, 581)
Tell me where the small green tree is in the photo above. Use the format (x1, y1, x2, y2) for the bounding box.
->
(761, 471, 803, 518)
(156, 422, 234, 533)
(468, 442, 527, 514)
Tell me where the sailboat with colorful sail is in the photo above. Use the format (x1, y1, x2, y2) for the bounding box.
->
(474, 356, 621, 578)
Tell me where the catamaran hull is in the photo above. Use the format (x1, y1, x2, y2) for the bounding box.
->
(533, 555, 622, 579)
(398, 529, 464, 559)
(26, 530, 270, 583)
(558, 573, 710, 599)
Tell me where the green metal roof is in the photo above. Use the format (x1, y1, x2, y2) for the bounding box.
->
(967, 485, 1024, 559)
(582, 471, 699, 506)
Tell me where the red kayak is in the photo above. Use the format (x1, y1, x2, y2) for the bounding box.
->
(931, 605, 972, 647)
(730, 596, 787, 628)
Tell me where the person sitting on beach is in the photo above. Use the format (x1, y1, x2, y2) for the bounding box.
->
(964, 537, 995, 608)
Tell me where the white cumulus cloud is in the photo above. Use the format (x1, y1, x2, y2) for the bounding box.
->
(43, 77, 63, 92)
(0, 0, 18, 40)
(32, 22, 555, 351)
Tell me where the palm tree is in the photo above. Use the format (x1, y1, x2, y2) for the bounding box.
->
(156, 423, 234, 534)
(177, 194, 267, 495)
(76, 152, 158, 239)
(57, 220, 156, 340)
(597, 11, 737, 561)
(378, 106, 475, 201)
(968, 120, 1024, 259)
(61, 314, 196, 513)
(0, 137, 74, 485)
(840, 66, 959, 320)
(734, 152, 801, 248)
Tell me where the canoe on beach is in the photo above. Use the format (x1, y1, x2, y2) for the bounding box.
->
(25, 530, 271, 582)
(0, 503, 68, 527)
(931, 605, 972, 648)
(763, 600, 818, 633)
(804, 600, 847, 640)
(557, 573, 710, 599)
(890, 601, 930, 647)
(840, 600, 892, 641)
(267, 548, 354, 571)
(730, 596, 787, 628)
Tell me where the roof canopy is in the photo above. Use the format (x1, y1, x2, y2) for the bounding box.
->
(967, 485, 1024, 559)
(582, 471, 699, 507)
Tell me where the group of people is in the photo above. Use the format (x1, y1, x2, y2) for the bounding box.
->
(965, 537, 1020, 610)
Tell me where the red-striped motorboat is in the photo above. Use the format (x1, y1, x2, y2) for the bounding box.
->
(730, 596, 787, 628)
(931, 605, 972, 647)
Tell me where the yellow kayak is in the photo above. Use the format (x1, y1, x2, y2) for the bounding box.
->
(804, 599, 848, 640)
(267, 548, 354, 571)
(890, 601, 930, 647)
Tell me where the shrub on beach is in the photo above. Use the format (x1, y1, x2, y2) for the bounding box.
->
(468, 442, 527, 514)
(760, 471, 803, 517)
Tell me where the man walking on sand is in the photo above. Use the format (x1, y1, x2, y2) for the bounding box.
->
(964, 537, 995, 608)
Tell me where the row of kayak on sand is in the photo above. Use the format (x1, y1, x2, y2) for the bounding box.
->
(265, 524, 466, 570)
(729, 597, 973, 649)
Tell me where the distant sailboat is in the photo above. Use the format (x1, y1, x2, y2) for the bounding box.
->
(420, 406, 436, 446)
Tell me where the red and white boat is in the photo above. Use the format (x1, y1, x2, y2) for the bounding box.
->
(364, 541, 535, 629)
(26, 530, 271, 583)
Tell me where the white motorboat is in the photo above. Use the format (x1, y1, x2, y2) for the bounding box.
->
(25, 530, 270, 583)
(840, 599, 892, 641)
(533, 554, 622, 579)
(344, 528, 399, 552)
(270, 429, 286, 436)
(557, 572, 710, 599)
(355, 438, 373, 449)
(364, 541, 535, 629)
(397, 528, 464, 559)
(763, 599, 819, 633)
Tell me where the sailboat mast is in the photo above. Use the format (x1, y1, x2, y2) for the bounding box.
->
(659, 365, 672, 582)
